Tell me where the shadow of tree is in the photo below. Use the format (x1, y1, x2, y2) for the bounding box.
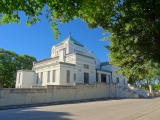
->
(0, 107, 72, 120)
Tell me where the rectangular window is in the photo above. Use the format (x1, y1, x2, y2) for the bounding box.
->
(67, 70, 70, 83)
(84, 64, 89, 69)
(18, 73, 21, 84)
(47, 71, 50, 83)
(84, 73, 89, 83)
(116, 77, 119, 83)
(36, 73, 39, 84)
(53, 70, 56, 82)
(41, 72, 43, 83)
(74, 74, 76, 81)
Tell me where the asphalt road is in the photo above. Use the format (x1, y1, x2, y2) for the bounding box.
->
(0, 98, 160, 120)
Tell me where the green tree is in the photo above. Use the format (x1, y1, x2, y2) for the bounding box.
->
(0, 0, 116, 39)
(1, 0, 160, 82)
(0, 48, 36, 88)
(15, 55, 37, 70)
(0, 48, 18, 88)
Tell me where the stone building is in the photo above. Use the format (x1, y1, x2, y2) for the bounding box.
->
(15, 35, 127, 88)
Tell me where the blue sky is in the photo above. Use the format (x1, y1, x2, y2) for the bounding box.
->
(0, 12, 110, 62)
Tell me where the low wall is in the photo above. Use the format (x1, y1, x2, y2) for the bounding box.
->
(150, 90, 160, 97)
(115, 85, 139, 98)
(0, 83, 109, 107)
(108, 83, 139, 98)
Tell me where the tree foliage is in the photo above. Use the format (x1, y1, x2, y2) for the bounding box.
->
(1, 0, 160, 82)
(104, 0, 160, 81)
(15, 55, 36, 70)
(0, 0, 117, 39)
(0, 49, 17, 88)
(0, 48, 36, 88)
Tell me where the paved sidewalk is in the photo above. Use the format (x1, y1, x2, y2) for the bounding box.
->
(0, 98, 160, 120)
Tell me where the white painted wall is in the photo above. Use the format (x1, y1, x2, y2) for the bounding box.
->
(34, 64, 60, 86)
(59, 64, 76, 85)
(51, 38, 87, 58)
(62, 53, 97, 84)
(15, 70, 35, 88)
(51, 41, 68, 58)
(65, 53, 76, 64)
(86, 51, 100, 69)
(59, 49, 65, 62)
(75, 54, 96, 84)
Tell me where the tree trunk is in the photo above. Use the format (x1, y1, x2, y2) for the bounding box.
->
(0, 79, 4, 88)
(0, 84, 3, 88)
(149, 84, 153, 93)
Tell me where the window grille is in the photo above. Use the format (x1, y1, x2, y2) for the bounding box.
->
(41, 72, 43, 83)
(36, 73, 39, 84)
(116, 77, 119, 83)
(96, 73, 98, 82)
(74, 74, 76, 81)
(53, 70, 56, 82)
(47, 71, 50, 83)
(67, 70, 70, 83)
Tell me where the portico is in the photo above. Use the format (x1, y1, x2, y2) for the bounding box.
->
(96, 69, 111, 83)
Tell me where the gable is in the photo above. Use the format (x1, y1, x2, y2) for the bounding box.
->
(86, 51, 99, 61)
(86, 51, 100, 69)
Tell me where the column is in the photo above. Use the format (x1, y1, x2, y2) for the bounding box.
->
(106, 74, 109, 83)
(98, 73, 101, 82)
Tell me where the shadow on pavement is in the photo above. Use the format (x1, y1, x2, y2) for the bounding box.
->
(0, 108, 72, 120)
(1, 97, 159, 110)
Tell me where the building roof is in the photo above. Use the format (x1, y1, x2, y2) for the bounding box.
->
(86, 51, 100, 60)
(34, 56, 59, 64)
(56, 36, 84, 47)
(100, 61, 111, 66)
(96, 69, 112, 73)
(17, 69, 35, 72)
(35, 58, 52, 63)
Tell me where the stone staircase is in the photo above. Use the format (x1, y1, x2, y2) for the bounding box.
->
(115, 85, 140, 98)
(113, 83, 150, 98)
(125, 84, 150, 98)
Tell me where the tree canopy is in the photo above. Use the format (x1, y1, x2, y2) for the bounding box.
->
(0, 48, 36, 88)
(1, 0, 160, 82)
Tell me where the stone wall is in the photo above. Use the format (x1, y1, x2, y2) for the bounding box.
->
(0, 83, 142, 108)
(0, 83, 109, 107)
(150, 90, 160, 97)
(115, 86, 139, 98)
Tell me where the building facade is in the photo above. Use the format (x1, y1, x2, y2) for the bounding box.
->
(15, 36, 127, 88)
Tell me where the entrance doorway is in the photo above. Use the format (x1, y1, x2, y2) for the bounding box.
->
(101, 74, 106, 82)
(84, 73, 89, 83)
